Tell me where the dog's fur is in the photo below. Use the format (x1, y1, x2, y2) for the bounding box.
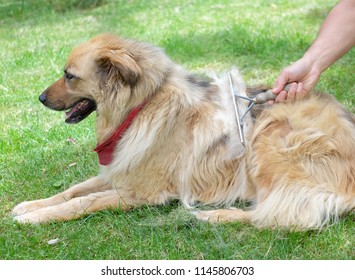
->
(12, 34, 355, 230)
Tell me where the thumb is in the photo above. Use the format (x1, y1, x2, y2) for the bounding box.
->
(272, 73, 289, 94)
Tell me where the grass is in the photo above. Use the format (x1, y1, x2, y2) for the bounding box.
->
(0, 0, 354, 260)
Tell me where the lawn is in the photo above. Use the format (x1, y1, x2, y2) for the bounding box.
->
(0, 0, 354, 260)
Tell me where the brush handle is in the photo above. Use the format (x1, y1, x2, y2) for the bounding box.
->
(253, 84, 291, 104)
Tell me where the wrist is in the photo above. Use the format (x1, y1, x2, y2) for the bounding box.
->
(302, 47, 327, 75)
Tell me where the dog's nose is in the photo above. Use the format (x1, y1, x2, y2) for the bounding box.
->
(39, 93, 47, 104)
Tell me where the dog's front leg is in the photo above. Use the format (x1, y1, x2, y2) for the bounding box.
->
(12, 176, 110, 216)
(13, 188, 139, 224)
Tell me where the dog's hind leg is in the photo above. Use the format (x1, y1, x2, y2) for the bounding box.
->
(194, 208, 253, 223)
(195, 187, 354, 230)
(13, 188, 141, 224)
(12, 176, 110, 216)
(249, 185, 355, 230)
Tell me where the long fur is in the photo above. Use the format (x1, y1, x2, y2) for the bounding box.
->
(12, 34, 355, 230)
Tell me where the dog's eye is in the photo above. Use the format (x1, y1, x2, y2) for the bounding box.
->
(64, 71, 75, 80)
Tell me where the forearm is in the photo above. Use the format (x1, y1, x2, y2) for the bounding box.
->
(303, 0, 355, 72)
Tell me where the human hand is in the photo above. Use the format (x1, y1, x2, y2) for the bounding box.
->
(271, 56, 322, 103)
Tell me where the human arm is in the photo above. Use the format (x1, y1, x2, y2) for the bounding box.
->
(272, 0, 355, 102)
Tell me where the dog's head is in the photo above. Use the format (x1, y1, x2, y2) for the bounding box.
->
(39, 34, 167, 124)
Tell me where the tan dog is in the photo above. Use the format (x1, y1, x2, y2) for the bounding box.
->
(12, 34, 355, 230)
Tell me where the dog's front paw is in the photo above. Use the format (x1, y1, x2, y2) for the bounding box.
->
(12, 200, 43, 216)
(13, 209, 49, 224)
(13, 212, 43, 224)
(13, 214, 33, 224)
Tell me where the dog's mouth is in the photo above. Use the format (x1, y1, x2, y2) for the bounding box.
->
(65, 99, 97, 124)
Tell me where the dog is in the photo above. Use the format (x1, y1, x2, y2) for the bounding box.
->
(12, 34, 355, 230)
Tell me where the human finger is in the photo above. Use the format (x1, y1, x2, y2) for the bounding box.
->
(286, 82, 298, 101)
(295, 82, 305, 100)
(275, 90, 287, 103)
(272, 71, 289, 94)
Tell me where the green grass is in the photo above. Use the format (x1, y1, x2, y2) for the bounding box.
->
(0, 0, 354, 260)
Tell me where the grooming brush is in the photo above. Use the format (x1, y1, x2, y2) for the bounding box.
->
(229, 73, 291, 145)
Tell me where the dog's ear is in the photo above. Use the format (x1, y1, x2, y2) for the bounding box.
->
(96, 48, 141, 87)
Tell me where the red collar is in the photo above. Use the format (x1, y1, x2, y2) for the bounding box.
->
(93, 102, 147, 165)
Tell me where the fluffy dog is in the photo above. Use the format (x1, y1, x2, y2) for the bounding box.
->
(12, 34, 355, 230)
